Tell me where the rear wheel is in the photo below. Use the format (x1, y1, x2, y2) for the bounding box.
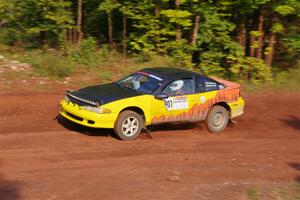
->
(206, 105, 229, 133)
(114, 110, 143, 141)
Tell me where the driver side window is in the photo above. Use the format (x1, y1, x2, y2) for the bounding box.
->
(162, 79, 195, 96)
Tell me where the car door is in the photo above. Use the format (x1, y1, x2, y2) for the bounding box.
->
(150, 78, 199, 124)
(190, 76, 226, 121)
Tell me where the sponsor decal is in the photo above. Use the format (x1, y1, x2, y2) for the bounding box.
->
(152, 88, 240, 124)
(164, 96, 189, 111)
(205, 81, 217, 87)
(200, 96, 206, 103)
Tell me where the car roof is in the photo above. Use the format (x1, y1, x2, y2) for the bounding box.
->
(141, 67, 199, 80)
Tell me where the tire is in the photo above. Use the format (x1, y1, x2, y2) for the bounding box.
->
(206, 105, 229, 133)
(114, 110, 143, 141)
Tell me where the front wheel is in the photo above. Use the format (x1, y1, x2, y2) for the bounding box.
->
(114, 110, 143, 141)
(206, 105, 229, 133)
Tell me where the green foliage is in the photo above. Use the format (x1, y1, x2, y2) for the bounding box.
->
(284, 34, 300, 54)
(271, 23, 284, 33)
(39, 56, 73, 78)
(250, 31, 262, 37)
(230, 57, 272, 83)
(275, 5, 295, 15)
(272, 63, 300, 91)
(14, 50, 75, 78)
(246, 188, 261, 200)
(167, 40, 194, 69)
(98, 0, 120, 14)
(160, 10, 192, 27)
(198, 59, 227, 77)
(0, 28, 22, 46)
(0, 0, 300, 86)
(194, 4, 261, 80)
(126, 1, 158, 54)
(97, 70, 113, 83)
(0, 0, 73, 47)
(245, 182, 300, 200)
(70, 37, 97, 67)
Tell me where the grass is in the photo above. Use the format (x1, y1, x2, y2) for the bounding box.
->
(247, 188, 261, 200)
(0, 44, 299, 92)
(270, 66, 300, 92)
(1, 49, 75, 78)
(242, 62, 300, 92)
(246, 182, 300, 200)
(0, 44, 174, 82)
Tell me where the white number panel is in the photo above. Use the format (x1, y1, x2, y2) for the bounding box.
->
(164, 96, 189, 111)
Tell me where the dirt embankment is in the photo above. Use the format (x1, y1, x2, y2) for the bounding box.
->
(0, 90, 300, 200)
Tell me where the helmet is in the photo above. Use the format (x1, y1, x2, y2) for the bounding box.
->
(132, 80, 140, 89)
(170, 80, 184, 91)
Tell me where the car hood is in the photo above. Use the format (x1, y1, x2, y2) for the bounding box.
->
(68, 83, 142, 106)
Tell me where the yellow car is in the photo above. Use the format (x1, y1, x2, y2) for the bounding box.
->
(60, 67, 244, 140)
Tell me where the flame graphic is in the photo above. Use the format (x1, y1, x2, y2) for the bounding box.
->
(151, 82, 240, 124)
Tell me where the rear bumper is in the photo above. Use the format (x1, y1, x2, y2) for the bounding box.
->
(228, 97, 245, 119)
(60, 100, 118, 128)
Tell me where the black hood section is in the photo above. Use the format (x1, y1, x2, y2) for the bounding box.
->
(69, 83, 142, 106)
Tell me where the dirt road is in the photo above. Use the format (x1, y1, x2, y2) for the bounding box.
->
(1, 90, 300, 200)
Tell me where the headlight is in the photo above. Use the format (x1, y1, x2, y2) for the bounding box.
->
(82, 106, 111, 114)
(64, 95, 70, 103)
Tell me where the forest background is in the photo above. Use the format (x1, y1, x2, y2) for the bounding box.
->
(0, 0, 299, 90)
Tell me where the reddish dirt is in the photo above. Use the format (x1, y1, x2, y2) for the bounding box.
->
(1, 89, 300, 200)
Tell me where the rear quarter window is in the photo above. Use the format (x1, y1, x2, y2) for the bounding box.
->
(198, 77, 225, 92)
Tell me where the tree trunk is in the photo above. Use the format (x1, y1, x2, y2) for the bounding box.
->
(0, 20, 7, 29)
(122, 11, 127, 58)
(237, 23, 246, 55)
(256, 10, 264, 59)
(265, 33, 276, 67)
(155, 0, 161, 51)
(175, 0, 181, 41)
(73, 28, 77, 44)
(191, 15, 200, 46)
(67, 29, 71, 43)
(250, 33, 256, 57)
(39, 31, 46, 46)
(77, 0, 83, 45)
(108, 13, 115, 50)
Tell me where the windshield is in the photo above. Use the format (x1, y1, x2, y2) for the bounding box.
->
(117, 72, 164, 94)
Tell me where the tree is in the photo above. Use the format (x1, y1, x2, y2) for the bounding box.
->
(189, 0, 202, 46)
(77, 0, 83, 45)
(0, 0, 73, 47)
(264, 1, 300, 66)
(0, 0, 299, 81)
(98, 0, 120, 50)
(119, 2, 131, 57)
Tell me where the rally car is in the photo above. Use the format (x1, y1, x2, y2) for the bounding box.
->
(60, 67, 244, 140)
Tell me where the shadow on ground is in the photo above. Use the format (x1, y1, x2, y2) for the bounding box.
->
(56, 114, 206, 139)
(281, 116, 300, 131)
(0, 175, 22, 200)
(290, 162, 300, 171)
(148, 122, 202, 132)
(288, 163, 300, 185)
(56, 114, 114, 137)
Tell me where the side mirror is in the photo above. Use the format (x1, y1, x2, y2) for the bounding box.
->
(155, 93, 168, 100)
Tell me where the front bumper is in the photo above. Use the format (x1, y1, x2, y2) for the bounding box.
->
(60, 100, 118, 128)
